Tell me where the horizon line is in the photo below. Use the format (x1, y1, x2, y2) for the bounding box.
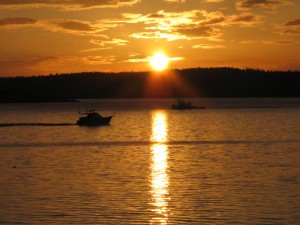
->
(1, 66, 300, 78)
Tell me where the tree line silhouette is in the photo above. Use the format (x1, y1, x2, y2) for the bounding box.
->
(0, 67, 299, 102)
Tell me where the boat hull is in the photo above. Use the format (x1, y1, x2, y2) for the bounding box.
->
(171, 99, 206, 110)
(76, 116, 113, 126)
(172, 105, 206, 110)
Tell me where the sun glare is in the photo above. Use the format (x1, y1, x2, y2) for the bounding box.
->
(150, 53, 169, 71)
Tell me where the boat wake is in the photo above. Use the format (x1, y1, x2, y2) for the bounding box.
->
(0, 123, 76, 127)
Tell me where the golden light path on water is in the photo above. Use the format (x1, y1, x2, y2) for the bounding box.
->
(150, 110, 169, 224)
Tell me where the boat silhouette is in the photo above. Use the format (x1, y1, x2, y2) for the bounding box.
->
(77, 110, 113, 126)
(171, 99, 206, 110)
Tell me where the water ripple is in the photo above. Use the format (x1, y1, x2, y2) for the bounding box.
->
(0, 139, 299, 148)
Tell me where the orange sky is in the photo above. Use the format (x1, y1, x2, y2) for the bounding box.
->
(0, 0, 299, 76)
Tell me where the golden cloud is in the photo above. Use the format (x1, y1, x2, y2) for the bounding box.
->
(84, 56, 115, 65)
(205, 0, 224, 2)
(123, 10, 225, 41)
(264, 40, 294, 44)
(164, 0, 186, 3)
(130, 31, 187, 41)
(91, 38, 129, 47)
(192, 44, 225, 49)
(126, 54, 184, 63)
(0, 0, 140, 10)
(124, 10, 262, 41)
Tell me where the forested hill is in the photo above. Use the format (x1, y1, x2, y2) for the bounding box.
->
(0, 68, 299, 102)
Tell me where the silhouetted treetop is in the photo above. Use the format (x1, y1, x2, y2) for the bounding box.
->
(0, 67, 299, 102)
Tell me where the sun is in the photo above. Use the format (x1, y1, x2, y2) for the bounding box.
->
(150, 52, 169, 71)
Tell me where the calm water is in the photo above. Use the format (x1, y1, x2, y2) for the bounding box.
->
(0, 98, 300, 224)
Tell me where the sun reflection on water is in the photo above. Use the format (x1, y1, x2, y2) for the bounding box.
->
(150, 110, 169, 224)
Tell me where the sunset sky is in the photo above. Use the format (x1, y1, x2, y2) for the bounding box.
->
(0, 0, 299, 76)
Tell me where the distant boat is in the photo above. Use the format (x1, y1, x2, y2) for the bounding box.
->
(77, 110, 113, 126)
(171, 99, 206, 110)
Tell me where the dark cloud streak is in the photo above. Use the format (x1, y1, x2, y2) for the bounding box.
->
(0, 17, 37, 26)
(285, 18, 300, 26)
(176, 26, 214, 37)
(53, 20, 93, 31)
(236, 0, 291, 10)
(283, 18, 300, 35)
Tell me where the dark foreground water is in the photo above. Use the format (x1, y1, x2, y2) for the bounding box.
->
(0, 98, 299, 224)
